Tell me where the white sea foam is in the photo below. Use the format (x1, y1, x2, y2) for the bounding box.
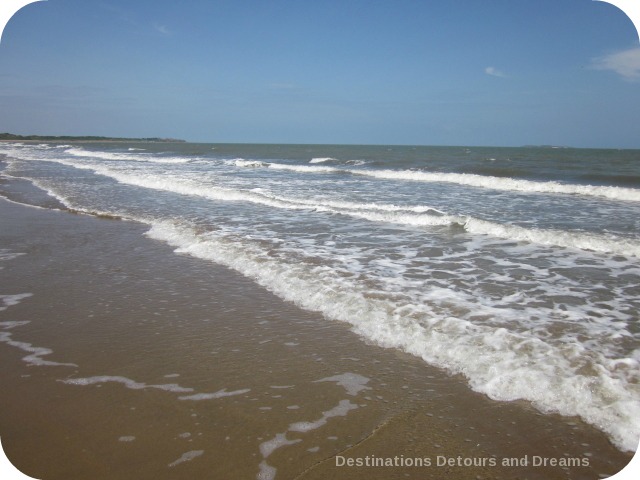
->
(288, 400, 358, 432)
(222, 157, 640, 202)
(257, 434, 299, 479)
(179, 388, 251, 401)
(228, 159, 269, 168)
(314, 373, 371, 396)
(29, 159, 309, 213)
(0, 321, 30, 329)
(309, 157, 337, 163)
(25, 155, 638, 257)
(228, 157, 340, 173)
(62, 375, 194, 392)
(230, 159, 340, 174)
(0, 305, 76, 367)
(259, 433, 301, 459)
(0, 293, 32, 311)
(65, 147, 192, 164)
(252, 190, 446, 216)
(257, 460, 277, 480)
(6, 144, 636, 258)
(0, 332, 77, 367)
(462, 218, 640, 258)
(204, 149, 640, 202)
(168, 450, 204, 467)
(146, 221, 640, 452)
(268, 163, 341, 174)
(256, 397, 359, 479)
(354, 169, 640, 202)
(0, 250, 26, 263)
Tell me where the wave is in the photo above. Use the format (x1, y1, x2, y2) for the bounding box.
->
(12, 143, 636, 203)
(65, 147, 192, 164)
(268, 162, 341, 174)
(463, 218, 640, 257)
(145, 221, 640, 452)
(26, 157, 640, 258)
(309, 157, 337, 163)
(251, 189, 446, 215)
(355, 169, 640, 202)
(5, 144, 638, 258)
(231, 159, 640, 202)
(226, 159, 269, 168)
(343, 210, 640, 257)
(345, 159, 368, 166)
(230, 158, 341, 174)
(309, 158, 368, 166)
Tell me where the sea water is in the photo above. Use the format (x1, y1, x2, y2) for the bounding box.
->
(1, 141, 639, 452)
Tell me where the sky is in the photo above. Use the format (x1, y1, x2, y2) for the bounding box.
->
(0, 0, 639, 148)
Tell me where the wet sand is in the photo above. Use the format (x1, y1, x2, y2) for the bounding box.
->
(0, 190, 633, 479)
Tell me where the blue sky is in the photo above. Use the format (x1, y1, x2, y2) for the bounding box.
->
(0, 0, 639, 147)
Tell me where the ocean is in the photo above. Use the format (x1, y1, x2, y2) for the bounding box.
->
(1, 141, 639, 460)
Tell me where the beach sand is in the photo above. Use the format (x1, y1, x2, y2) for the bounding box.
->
(0, 188, 633, 479)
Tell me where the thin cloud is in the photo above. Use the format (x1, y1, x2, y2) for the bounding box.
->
(591, 47, 640, 80)
(484, 66, 506, 78)
(153, 23, 171, 35)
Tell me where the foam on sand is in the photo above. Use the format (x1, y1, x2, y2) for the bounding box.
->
(256, 399, 360, 479)
(61, 375, 194, 393)
(0, 293, 32, 311)
(0, 332, 78, 367)
(0, 317, 77, 367)
(314, 372, 371, 396)
(178, 388, 251, 401)
(288, 400, 358, 433)
(255, 373, 368, 479)
(168, 450, 204, 467)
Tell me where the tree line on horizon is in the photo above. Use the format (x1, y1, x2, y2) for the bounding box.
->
(0, 133, 185, 142)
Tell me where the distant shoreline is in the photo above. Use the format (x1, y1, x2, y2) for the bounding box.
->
(0, 133, 185, 143)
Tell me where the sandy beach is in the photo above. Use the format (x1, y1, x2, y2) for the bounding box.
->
(0, 173, 633, 480)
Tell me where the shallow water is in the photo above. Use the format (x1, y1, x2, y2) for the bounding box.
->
(1, 141, 639, 455)
(0, 194, 634, 479)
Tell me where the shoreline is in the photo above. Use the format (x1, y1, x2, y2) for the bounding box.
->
(0, 180, 634, 479)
